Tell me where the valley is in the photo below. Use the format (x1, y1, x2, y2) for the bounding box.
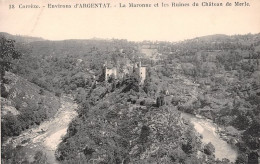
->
(3, 96, 77, 163)
(1, 32, 259, 164)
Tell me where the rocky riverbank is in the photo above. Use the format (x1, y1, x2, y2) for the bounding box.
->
(182, 112, 238, 162)
(3, 95, 78, 163)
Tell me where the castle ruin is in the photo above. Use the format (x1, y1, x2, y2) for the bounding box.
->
(103, 61, 146, 85)
(133, 61, 146, 85)
(103, 62, 117, 81)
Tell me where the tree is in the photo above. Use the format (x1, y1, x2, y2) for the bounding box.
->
(248, 152, 259, 164)
(156, 90, 166, 107)
(108, 73, 116, 83)
(0, 36, 22, 97)
(1, 113, 22, 138)
(32, 151, 48, 164)
(204, 142, 215, 155)
(0, 36, 22, 78)
(1, 144, 29, 164)
(236, 153, 248, 164)
(139, 125, 150, 144)
(122, 74, 140, 93)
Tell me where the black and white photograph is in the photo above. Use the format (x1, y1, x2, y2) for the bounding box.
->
(0, 0, 260, 163)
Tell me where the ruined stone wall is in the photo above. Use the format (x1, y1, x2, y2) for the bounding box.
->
(139, 67, 146, 84)
(105, 67, 117, 81)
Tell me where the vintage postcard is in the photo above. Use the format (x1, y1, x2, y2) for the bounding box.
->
(1, 0, 260, 163)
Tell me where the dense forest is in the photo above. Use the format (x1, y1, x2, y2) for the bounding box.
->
(162, 34, 260, 164)
(1, 32, 260, 163)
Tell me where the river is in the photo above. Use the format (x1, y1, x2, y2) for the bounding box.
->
(4, 96, 78, 163)
(182, 112, 238, 162)
(4, 94, 238, 163)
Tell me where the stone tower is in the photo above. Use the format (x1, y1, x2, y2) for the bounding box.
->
(104, 62, 117, 81)
(133, 61, 146, 85)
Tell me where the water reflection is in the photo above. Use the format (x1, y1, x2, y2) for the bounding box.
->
(182, 113, 238, 162)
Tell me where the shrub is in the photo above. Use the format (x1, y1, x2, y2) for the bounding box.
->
(204, 142, 215, 155)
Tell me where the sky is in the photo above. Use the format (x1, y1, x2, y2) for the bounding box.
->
(0, 0, 260, 42)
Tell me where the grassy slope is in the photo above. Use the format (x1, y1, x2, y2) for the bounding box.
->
(1, 72, 61, 142)
(2, 72, 60, 117)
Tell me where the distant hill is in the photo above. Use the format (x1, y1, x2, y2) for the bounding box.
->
(0, 32, 45, 43)
(186, 33, 260, 45)
(193, 34, 230, 42)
